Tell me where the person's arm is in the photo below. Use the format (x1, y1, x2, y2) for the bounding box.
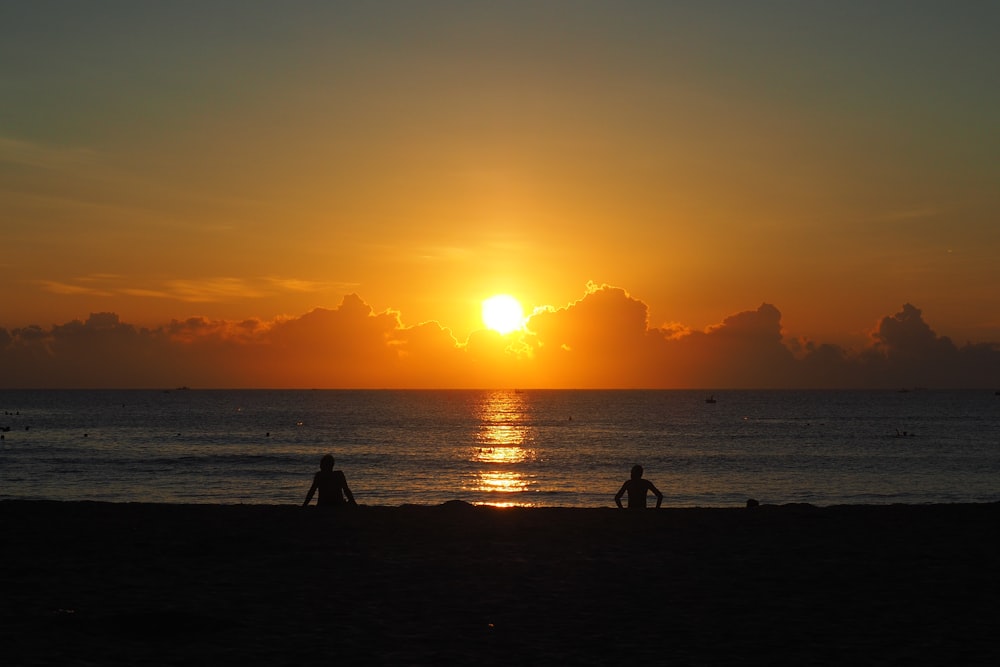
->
(339, 472, 357, 506)
(334, 470, 357, 505)
(614, 481, 628, 509)
(648, 481, 663, 509)
(303, 475, 318, 507)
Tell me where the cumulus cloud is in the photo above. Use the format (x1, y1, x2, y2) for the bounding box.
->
(871, 303, 952, 357)
(1, 286, 998, 389)
(855, 303, 995, 388)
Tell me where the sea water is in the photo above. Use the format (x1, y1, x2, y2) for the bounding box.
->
(1, 389, 998, 507)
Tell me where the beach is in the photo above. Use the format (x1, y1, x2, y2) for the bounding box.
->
(2, 501, 998, 665)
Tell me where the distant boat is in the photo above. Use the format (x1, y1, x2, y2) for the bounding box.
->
(705, 395, 716, 404)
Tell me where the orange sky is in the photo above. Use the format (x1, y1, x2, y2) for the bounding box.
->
(2, 3, 999, 388)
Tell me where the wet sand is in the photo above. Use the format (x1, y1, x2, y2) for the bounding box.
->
(2, 501, 998, 665)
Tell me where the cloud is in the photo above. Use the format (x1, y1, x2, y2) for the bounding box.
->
(655, 303, 799, 389)
(855, 303, 994, 388)
(162, 278, 275, 302)
(2, 286, 999, 389)
(871, 303, 951, 356)
(37, 280, 116, 297)
(264, 276, 355, 293)
(37, 274, 337, 304)
(0, 136, 100, 170)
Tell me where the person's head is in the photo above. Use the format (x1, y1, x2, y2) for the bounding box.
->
(320, 454, 335, 471)
(630, 464, 643, 480)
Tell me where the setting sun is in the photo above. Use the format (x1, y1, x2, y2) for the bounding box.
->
(481, 295, 525, 335)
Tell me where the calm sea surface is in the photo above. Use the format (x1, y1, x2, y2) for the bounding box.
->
(1, 389, 998, 507)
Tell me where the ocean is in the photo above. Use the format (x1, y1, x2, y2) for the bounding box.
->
(1, 389, 998, 507)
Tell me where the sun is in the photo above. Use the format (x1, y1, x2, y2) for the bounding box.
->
(481, 294, 525, 334)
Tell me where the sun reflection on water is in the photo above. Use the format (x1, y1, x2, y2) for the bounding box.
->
(473, 445, 529, 464)
(469, 390, 537, 506)
(477, 470, 531, 493)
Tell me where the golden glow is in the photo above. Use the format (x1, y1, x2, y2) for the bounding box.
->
(470, 390, 536, 506)
(481, 294, 525, 335)
(476, 470, 531, 493)
(474, 445, 530, 464)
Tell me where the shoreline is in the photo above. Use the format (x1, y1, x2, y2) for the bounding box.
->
(3, 501, 998, 664)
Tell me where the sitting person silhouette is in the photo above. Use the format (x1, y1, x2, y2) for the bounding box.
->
(615, 464, 663, 509)
(303, 454, 357, 507)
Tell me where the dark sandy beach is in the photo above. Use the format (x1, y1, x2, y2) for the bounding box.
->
(2, 501, 998, 665)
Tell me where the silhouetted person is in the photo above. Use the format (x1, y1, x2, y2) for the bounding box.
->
(615, 464, 663, 509)
(303, 454, 357, 508)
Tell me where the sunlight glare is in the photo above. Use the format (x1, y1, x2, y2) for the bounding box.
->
(468, 390, 536, 506)
(481, 294, 525, 334)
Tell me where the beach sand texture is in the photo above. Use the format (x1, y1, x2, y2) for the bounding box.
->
(2, 501, 998, 665)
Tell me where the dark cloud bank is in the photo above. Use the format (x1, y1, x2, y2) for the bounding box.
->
(2, 284, 998, 389)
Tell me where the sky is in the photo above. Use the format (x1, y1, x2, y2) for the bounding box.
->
(2, 1, 999, 388)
